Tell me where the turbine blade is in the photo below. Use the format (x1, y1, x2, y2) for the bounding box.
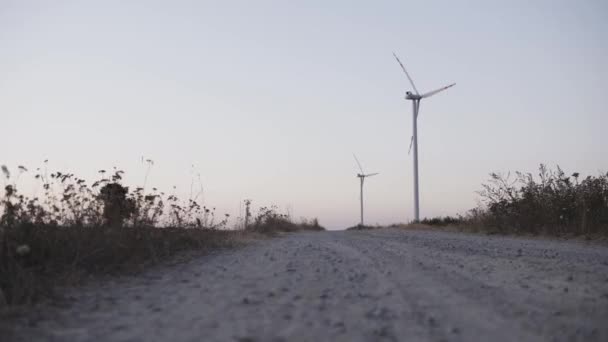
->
(365, 173, 379, 177)
(353, 154, 364, 174)
(408, 135, 414, 155)
(392, 52, 419, 95)
(421, 83, 455, 99)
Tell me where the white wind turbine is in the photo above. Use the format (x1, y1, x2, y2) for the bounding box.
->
(393, 52, 455, 222)
(353, 154, 379, 226)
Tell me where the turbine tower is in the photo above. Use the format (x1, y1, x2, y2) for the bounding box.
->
(393, 52, 455, 222)
(353, 154, 379, 226)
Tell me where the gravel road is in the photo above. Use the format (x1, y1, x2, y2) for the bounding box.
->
(4, 229, 608, 342)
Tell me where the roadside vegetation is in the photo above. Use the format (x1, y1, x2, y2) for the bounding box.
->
(0, 163, 323, 307)
(404, 165, 608, 237)
(345, 224, 381, 231)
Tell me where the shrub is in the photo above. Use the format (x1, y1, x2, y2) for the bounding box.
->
(99, 182, 135, 227)
(346, 224, 380, 230)
(246, 205, 324, 233)
(473, 164, 608, 235)
(419, 216, 462, 226)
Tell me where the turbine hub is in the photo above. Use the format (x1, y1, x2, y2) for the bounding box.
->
(405, 91, 421, 100)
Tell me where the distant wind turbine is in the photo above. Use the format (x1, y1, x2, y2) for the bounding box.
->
(393, 52, 455, 222)
(353, 154, 379, 226)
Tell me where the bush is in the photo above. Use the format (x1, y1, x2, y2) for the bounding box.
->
(472, 164, 608, 235)
(0, 166, 227, 230)
(99, 182, 135, 227)
(246, 205, 324, 234)
(419, 216, 462, 226)
(346, 224, 380, 230)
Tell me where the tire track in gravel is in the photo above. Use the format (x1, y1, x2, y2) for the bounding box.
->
(3, 229, 608, 342)
(334, 232, 539, 342)
(343, 230, 608, 341)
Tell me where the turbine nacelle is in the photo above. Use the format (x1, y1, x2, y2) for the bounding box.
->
(405, 91, 421, 100)
(357, 173, 378, 179)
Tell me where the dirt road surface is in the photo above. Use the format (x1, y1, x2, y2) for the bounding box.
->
(4, 229, 608, 342)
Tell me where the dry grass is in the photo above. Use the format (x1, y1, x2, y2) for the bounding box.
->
(345, 224, 382, 231)
(390, 165, 608, 238)
(0, 164, 323, 307)
(0, 225, 250, 306)
(245, 206, 324, 234)
(469, 165, 608, 236)
(390, 222, 461, 232)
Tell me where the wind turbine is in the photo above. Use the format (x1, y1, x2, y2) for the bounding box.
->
(353, 154, 379, 226)
(392, 52, 455, 222)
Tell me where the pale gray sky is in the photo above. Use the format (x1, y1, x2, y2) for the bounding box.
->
(1, 0, 607, 229)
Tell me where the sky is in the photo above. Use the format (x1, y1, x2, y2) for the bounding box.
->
(1, 0, 607, 229)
